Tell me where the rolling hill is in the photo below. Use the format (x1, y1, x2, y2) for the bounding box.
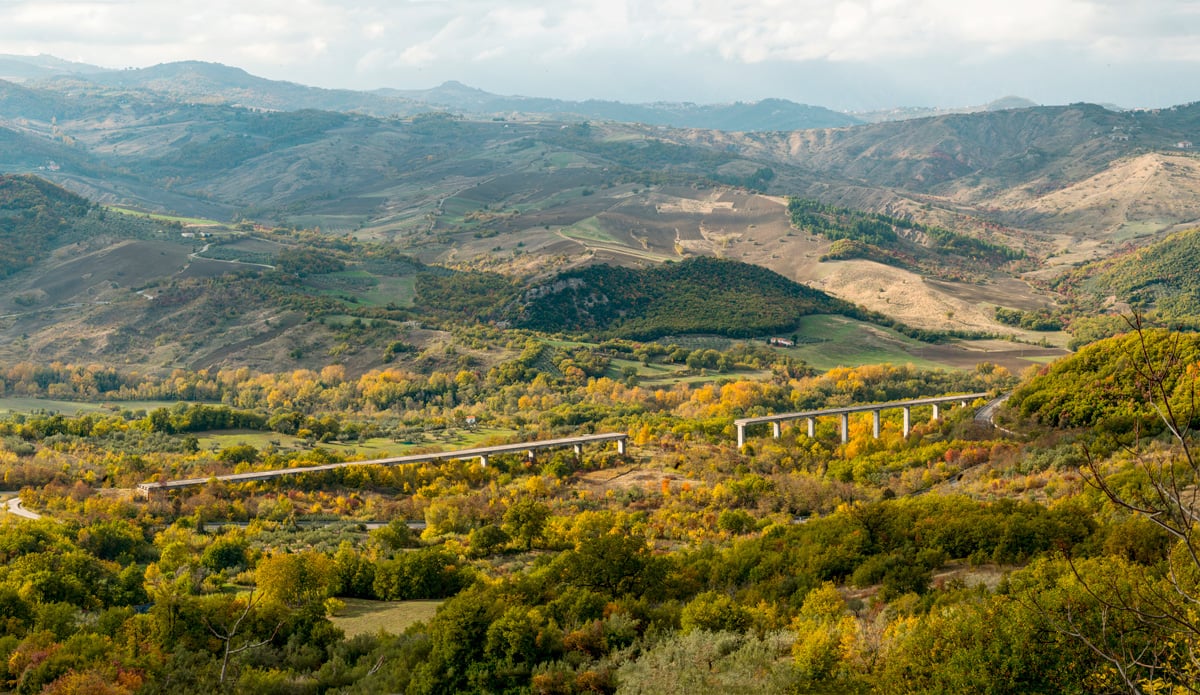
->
(1059, 226, 1200, 320)
(0, 174, 166, 277)
(3, 61, 1200, 346)
(0, 176, 935, 374)
(513, 256, 851, 340)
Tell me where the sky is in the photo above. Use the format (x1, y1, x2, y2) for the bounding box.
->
(2, 0, 1199, 111)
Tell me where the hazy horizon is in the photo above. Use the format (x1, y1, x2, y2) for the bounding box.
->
(3, 1, 1199, 111)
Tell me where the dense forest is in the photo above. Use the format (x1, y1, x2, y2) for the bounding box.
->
(1057, 226, 1200, 321)
(0, 175, 167, 277)
(513, 257, 848, 340)
(0, 323, 1196, 692)
(787, 198, 1025, 280)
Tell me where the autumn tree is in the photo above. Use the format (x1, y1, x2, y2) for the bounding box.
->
(1054, 320, 1200, 692)
(503, 499, 550, 551)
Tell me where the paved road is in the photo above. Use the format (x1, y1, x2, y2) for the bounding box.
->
(3, 496, 41, 520)
(975, 393, 1017, 436)
(189, 242, 276, 270)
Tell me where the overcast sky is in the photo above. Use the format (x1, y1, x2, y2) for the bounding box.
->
(2, 0, 1199, 110)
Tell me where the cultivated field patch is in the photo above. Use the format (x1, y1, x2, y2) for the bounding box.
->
(330, 599, 443, 637)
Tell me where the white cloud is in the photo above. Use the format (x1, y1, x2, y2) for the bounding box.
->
(0, 0, 1198, 106)
(398, 44, 437, 67)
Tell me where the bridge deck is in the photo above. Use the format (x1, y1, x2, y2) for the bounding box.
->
(733, 392, 990, 427)
(137, 432, 627, 493)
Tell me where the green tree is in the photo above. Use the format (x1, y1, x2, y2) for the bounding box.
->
(468, 525, 510, 557)
(680, 591, 750, 633)
(556, 532, 666, 597)
(200, 591, 282, 685)
(255, 551, 334, 614)
(1038, 321, 1200, 691)
(503, 499, 551, 551)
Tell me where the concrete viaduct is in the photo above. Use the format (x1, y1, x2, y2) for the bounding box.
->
(734, 392, 991, 448)
(136, 432, 627, 497)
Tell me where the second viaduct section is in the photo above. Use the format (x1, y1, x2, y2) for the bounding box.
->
(734, 392, 991, 448)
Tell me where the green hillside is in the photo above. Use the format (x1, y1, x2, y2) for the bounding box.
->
(0, 175, 166, 277)
(514, 256, 848, 340)
(1063, 227, 1200, 319)
(788, 198, 1024, 280)
(1008, 328, 1200, 433)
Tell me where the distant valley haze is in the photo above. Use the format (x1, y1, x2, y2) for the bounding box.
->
(1, 0, 1198, 111)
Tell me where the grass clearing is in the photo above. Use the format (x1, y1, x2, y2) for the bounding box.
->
(655, 369, 773, 386)
(361, 275, 417, 307)
(195, 431, 300, 451)
(326, 269, 375, 281)
(1112, 220, 1168, 243)
(106, 207, 225, 227)
(0, 397, 108, 416)
(546, 152, 589, 168)
(331, 598, 442, 637)
(0, 398, 201, 416)
(560, 217, 620, 245)
(1021, 354, 1062, 364)
(785, 315, 946, 371)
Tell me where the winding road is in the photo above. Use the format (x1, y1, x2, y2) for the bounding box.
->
(975, 393, 1016, 435)
(2, 495, 40, 520)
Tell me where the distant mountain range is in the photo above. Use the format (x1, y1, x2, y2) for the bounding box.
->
(0, 55, 858, 132)
(382, 81, 863, 130)
(850, 96, 1043, 123)
(0, 53, 1053, 132)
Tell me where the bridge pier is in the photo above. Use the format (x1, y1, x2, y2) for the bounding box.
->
(573, 444, 583, 457)
(139, 432, 631, 494)
(731, 393, 989, 449)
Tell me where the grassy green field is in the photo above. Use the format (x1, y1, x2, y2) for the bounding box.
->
(360, 275, 417, 307)
(604, 357, 685, 380)
(551, 339, 788, 386)
(1021, 354, 1062, 364)
(783, 315, 946, 371)
(1112, 219, 1168, 243)
(195, 431, 299, 451)
(330, 599, 442, 637)
(284, 215, 372, 234)
(0, 398, 199, 416)
(106, 206, 226, 227)
(546, 152, 589, 168)
(560, 217, 621, 245)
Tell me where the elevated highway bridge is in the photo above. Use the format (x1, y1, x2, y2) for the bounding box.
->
(734, 392, 991, 447)
(135, 392, 996, 497)
(137, 432, 627, 497)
